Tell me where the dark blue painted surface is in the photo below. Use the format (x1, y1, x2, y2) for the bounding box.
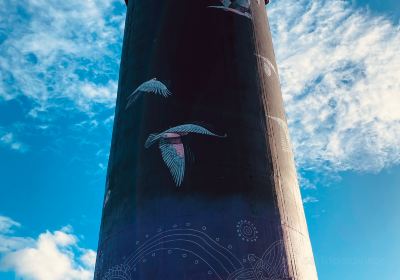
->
(95, 1, 292, 279)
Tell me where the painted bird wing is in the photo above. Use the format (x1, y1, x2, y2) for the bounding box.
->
(159, 138, 185, 187)
(145, 124, 225, 148)
(255, 54, 277, 77)
(145, 133, 162, 148)
(260, 240, 288, 278)
(227, 268, 257, 280)
(163, 124, 226, 137)
(208, 6, 252, 18)
(208, 0, 252, 19)
(269, 116, 287, 130)
(233, 0, 250, 9)
(265, 58, 277, 76)
(126, 79, 171, 109)
(145, 124, 226, 186)
(268, 116, 291, 152)
(221, 0, 232, 7)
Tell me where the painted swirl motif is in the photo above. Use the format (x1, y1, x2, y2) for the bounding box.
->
(247, 241, 289, 280)
(102, 223, 289, 280)
(102, 225, 243, 280)
(228, 241, 289, 280)
(103, 264, 131, 280)
(236, 220, 258, 242)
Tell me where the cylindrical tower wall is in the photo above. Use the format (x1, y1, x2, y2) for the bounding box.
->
(95, 1, 318, 279)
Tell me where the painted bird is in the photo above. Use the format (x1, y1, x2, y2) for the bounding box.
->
(145, 124, 226, 187)
(221, 0, 232, 7)
(208, 0, 252, 19)
(232, 0, 250, 9)
(126, 78, 171, 109)
(255, 54, 277, 78)
(268, 116, 291, 153)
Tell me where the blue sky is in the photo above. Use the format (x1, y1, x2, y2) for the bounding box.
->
(0, 0, 399, 279)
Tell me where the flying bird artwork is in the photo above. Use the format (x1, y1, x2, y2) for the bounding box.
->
(126, 78, 172, 109)
(145, 124, 226, 187)
(208, 0, 252, 19)
(268, 116, 292, 153)
(256, 54, 277, 78)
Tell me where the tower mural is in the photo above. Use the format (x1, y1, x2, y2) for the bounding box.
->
(94, 1, 318, 279)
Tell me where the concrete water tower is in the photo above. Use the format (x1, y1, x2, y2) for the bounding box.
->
(94, 1, 318, 279)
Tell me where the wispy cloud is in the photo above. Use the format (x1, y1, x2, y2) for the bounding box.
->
(1, 0, 399, 179)
(302, 196, 319, 204)
(0, 216, 20, 234)
(0, 0, 124, 116)
(0, 131, 28, 152)
(0, 216, 35, 254)
(0, 216, 95, 280)
(269, 0, 400, 174)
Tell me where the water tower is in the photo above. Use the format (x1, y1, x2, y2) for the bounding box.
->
(94, 1, 318, 279)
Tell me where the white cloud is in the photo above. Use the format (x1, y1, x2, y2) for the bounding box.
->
(0, 216, 96, 280)
(0, 216, 21, 233)
(0, 216, 21, 234)
(269, 0, 400, 174)
(80, 250, 97, 269)
(0, 132, 28, 152)
(0, 216, 33, 253)
(0, 0, 124, 115)
(78, 82, 118, 112)
(0, 216, 35, 253)
(1, 0, 399, 177)
(302, 196, 319, 204)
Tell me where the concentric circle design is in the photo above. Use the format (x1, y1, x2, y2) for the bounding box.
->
(236, 220, 258, 242)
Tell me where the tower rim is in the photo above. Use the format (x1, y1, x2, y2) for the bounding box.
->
(124, 0, 270, 5)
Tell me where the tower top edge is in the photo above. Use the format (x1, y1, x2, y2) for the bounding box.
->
(124, 0, 270, 5)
